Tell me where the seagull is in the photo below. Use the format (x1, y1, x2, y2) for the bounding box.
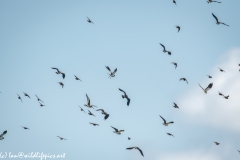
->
(218, 67, 226, 72)
(171, 62, 177, 69)
(214, 141, 220, 145)
(166, 133, 174, 137)
(111, 126, 124, 135)
(35, 94, 44, 103)
(22, 126, 30, 130)
(23, 92, 31, 99)
(87, 17, 94, 24)
(96, 109, 110, 120)
(105, 66, 117, 78)
(173, 102, 179, 109)
(78, 105, 85, 113)
(0, 130, 7, 140)
(17, 94, 22, 102)
(88, 110, 95, 117)
(207, 0, 221, 3)
(173, 0, 177, 5)
(89, 123, 99, 126)
(58, 82, 64, 88)
(126, 147, 144, 157)
(39, 102, 45, 107)
(207, 75, 212, 78)
(218, 91, 223, 96)
(223, 95, 229, 99)
(57, 136, 66, 140)
(175, 26, 180, 32)
(118, 88, 130, 106)
(84, 94, 97, 109)
(52, 67, 65, 79)
(212, 13, 229, 26)
(180, 78, 188, 84)
(159, 43, 171, 55)
(74, 75, 82, 81)
(159, 115, 174, 126)
(198, 82, 213, 94)
(128, 137, 131, 140)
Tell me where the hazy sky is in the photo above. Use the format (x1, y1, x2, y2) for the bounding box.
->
(0, 0, 240, 160)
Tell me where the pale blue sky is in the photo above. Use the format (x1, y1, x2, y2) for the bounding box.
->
(0, 0, 240, 160)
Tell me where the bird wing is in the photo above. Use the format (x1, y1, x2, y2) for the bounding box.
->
(61, 73, 65, 79)
(111, 126, 118, 132)
(105, 66, 111, 72)
(104, 114, 109, 120)
(86, 94, 90, 104)
(185, 79, 188, 84)
(126, 147, 134, 150)
(179, 78, 183, 81)
(0, 130, 7, 137)
(127, 98, 131, 106)
(119, 88, 126, 95)
(221, 22, 229, 26)
(86, 16, 90, 20)
(96, 109, 104, 112)
(212, 13, 219, 23)
(212, 1, 221, 3)
(159, 115, 166, 123)
(113, 68, 117, 74)
(137, 148, 144, 157)
(198, 83, 206, 93)
(159, 43, 165, 50)
(52, 67, 59, 72)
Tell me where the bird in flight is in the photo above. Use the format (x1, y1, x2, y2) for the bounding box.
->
(173, 0, 177, 5)
(35, 94, 44, 103)
(57, 136, 66, 140)
(52, 67, 65, 79)
(84, 94, 97, 109)
(166, 133, 174, 137)
(159, 115, 174, 126)
(78, 106, 85, 113)
(118, 88, 130, 106)
(58, 82, 64, 88)
(159, 43, 171, 55)
(126, 147, 144, 157)
(128, 137, 131, 140)
(74, 75, 82, 81)
(23, 92, 31, 99)
(207, 75, 212, 78)
(214, 141, 220, 145)
(87, 17, 94, 24)
(212, 13, 229, 26)
(180, 78, 188, 84)
(89, 123, 99, 126)
(198, 82, 213, 94)
(39, 102, 45, 107)
(88, 110, 96, 117)
(111, 126, 124, 135)
(17, 94, 23, 102)
(175, 26, 180, 32)
(223, 95, 229, 99)
(171, 62, 177, 69)
(207, 0, 221, 3)
(173, 102, 179, 109)
(96, 109, 110, 120)
(218, 67, 226, 72)
(105, 66, 117, 78)
(22, 126, 30, 130)
(0, 130, 7, 140)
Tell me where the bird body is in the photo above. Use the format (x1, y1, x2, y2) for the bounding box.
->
(173, 102, 179, 109)
(57, 136, 66, 140)
(74, 75, 82, 81)
(175, 26, 180, 32)
(88, 110, 95, 117)
(214, 141, 220, 145)
(58, 82, 64, 88)
(23, 92, 31, 99)
(22, 126, 30, 130)
(118, 88, 130, 106)
(111, 126, 124, 135)
(208, 0, 221, 3)
(87, 17, 94, 24)
(79, 106, 85, 113)
(90, 123, 99, 126)
(35, 94, 44, 103)
(17, 94, 22, 102)
(198, 83, 213, 94)
(167, 132, 174, 137)
(172, 62, 177, 69)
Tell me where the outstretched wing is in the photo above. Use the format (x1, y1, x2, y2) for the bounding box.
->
(221, 22, 229, 26)
(212, 1, 221, 3)
(104, 114, 109, 120)
(126, 147, 134, 150)
(96, 109, 104, 112)
(159, 43, 165, 50)
(111, 126, 118, 132)
(137, 147, 144, 157)
(118, 88, 126, 95)
(159, 115, 166, 124)
(127, 98, 131, 106)
(61, 73, 65, 79)
(105, 66, 111, 72)
(212, 13, 219, 23)
(113, 68, 117, 74)
(198, 83, 206, 93)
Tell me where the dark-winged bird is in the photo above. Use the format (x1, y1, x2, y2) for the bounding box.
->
(23, 92, 31, 99)
(180, 78, 188, 84)
(218, 67, 226, 72)
(218, 91, 223, 96)
(207, 0, 221, 3)
(198, 82, 213, 94)
(128, 137, 131, 140)
(212, 13, 229, 26)
(58, 82, 64, 88)
(78, 106, 85, 113)
(111, 126, 124, 135)
(167, 133, 174, 137)
(126, 147, 144, 157)
(84, 94, 97, 109)
(22, 126, 30, 130)
(96, 109, 110, 120)
(118, 88, 130, 106)
(159, 115, 174, 126)
(74, 75, 82, 81)
(35, 94, 44, 103)
(207, 75, 212, 78)
(175, 26, 180, 32)
(159, 43, 171, 55)
(39, 102, 45, 107)
(106, 66, 117, 78)
(57, 136, 66, 140)
(0, 130, 7, 140)
(214, 141, 220, 145)
(88, 110, 95, 117)
(223, 95, 229, 99)
(87, 17, 94, 24)
(17, 94, 22, 102)
(89, 123, 99, 126)
(52, 67, 65, 79)
(173, 102, 179, 109)
(171, 62, 177, 69)
(173, 0, 177, 5)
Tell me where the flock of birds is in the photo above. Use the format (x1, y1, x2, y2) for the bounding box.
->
(1, 0, 239, 158)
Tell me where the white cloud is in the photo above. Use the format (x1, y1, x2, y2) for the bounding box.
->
(178, 48, 240, 133)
